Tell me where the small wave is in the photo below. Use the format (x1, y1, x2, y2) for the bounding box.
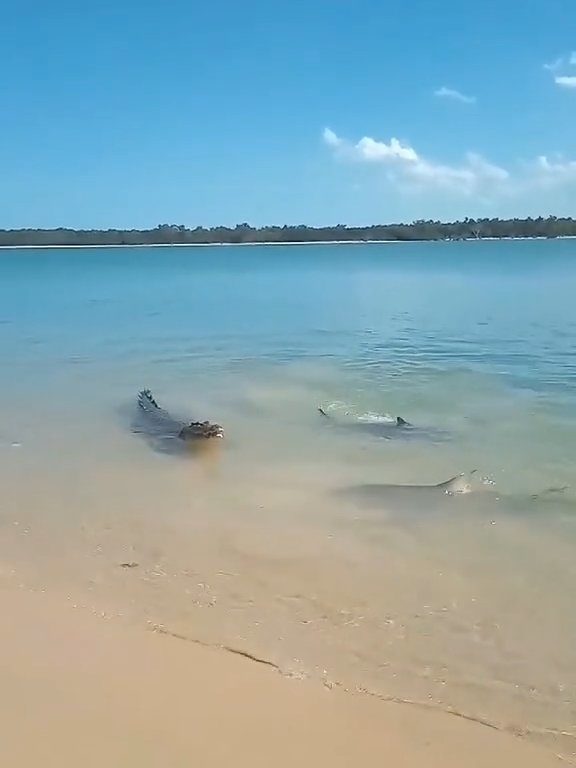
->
(322, 402, 395, 424)
(356, 412, 395, 424)
(322, 401, 352, 415)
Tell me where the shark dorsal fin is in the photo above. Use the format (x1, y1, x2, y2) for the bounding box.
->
(436, 470, 477, 494)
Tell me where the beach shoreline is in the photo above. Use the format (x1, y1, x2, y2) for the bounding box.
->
(0, 581, 563, 767)
(0, 235, 575, 250)
(0, 587, 557, 768)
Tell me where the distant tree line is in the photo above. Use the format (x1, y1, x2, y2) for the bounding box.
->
(1, 216, 575, 246)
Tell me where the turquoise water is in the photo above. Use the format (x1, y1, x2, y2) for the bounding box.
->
(2, 241, 575, 387)
(1, 240, 576, 755)
(1, 240, 574, 491)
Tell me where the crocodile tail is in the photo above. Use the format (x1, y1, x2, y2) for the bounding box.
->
(138, 389, 159, 411)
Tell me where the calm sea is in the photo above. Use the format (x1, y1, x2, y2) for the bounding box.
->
(1, 240, 575, 756)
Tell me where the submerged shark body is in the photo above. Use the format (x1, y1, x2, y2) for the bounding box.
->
(352, 472, 474, 497)
(339, 472, 474, 511)
(337, 471, 571, 520)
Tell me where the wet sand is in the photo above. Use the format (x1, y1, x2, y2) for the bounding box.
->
(0, 584, 562, 768)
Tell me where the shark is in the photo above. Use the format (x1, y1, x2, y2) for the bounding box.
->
(336, 470, 570, 519)
(318, 406, 450, 442)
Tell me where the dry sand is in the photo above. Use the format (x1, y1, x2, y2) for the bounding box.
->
(0, 585, 562, 768)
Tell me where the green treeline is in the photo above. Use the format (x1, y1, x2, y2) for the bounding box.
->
(1, 216, 575, 246)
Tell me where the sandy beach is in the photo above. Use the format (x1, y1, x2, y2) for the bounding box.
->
(0, 583, 563, 768)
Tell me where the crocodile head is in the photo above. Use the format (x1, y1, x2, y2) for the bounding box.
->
(179, 421, 224, 440)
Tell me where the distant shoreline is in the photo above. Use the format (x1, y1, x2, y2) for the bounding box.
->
(2, 216, 575, 248)
(1, 236, 575, 250)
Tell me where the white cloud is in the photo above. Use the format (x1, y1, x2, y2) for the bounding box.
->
(434, 86, 476, 104)
(544, 56, 563, 72)
(508, 155, 576, 198)
(555, 75, 576, 88)
(533, 155, 576, 184)
(354, 136, 419, 163)
(322, 128, 508, 194)
(545, 53, 576, 87)
(412, 153, 508, 188)
(322, 128, 576, 203)
(322, 127, 342, 148)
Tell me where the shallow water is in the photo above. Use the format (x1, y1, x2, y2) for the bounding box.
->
(1, 241, 575, 756)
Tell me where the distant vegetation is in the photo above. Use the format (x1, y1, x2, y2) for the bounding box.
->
(1, 217, 575, 246)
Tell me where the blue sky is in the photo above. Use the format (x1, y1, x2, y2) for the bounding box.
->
(1, 0, 576, 228)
